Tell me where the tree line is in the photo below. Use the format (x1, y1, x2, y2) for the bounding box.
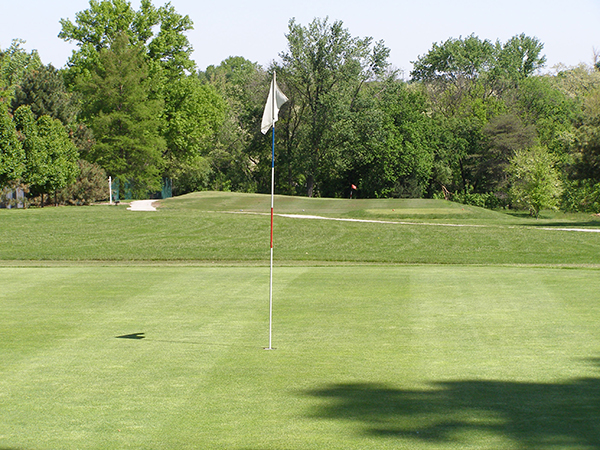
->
(1, 0, 599, 215)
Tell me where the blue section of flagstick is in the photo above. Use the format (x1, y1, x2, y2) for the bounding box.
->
(272, 122, 275, 168)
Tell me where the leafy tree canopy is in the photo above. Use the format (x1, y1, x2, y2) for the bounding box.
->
(14, 105, 79, 200)
(0, 40, 43, 104)
(59, 0, 195, 82)
(277, 17, 391, 196)
(508, 145, 562, 217)
(0, 103, 25, 186)
(411, 33, 546, 88)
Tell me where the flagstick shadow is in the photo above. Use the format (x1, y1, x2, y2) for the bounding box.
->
(115, 334, 261, 349)
(151, 339, 260, 349)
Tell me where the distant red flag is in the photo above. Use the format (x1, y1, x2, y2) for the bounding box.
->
(351, 184, 357, 190)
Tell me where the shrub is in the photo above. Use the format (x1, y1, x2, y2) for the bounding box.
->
(561, 179, 600, 213)
(447, 189, 508, 209)
(56, 160, 107, 205)
(508, 146, 562, 217)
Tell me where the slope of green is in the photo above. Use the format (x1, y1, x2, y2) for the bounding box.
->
(163, 191, 514, 222)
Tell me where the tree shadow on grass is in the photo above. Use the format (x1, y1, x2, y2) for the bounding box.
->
(526, 221, 600, 229)
(304, 371, 600, 448)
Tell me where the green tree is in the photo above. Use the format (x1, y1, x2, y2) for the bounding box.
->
(162, 75, 226, 168)
(202, 56, 271, 192)
(77, 33, 165, 194)
(147, 2, 195, 78)
(478, 113, 537, 192)
(0, 104, 25, 186)
(509, 75, 576, 154)
(411, 34, 496, 90)
(56, 159, 107, 205)
(11, 64, 79, 124)
(0, 39, 43, 104)
(411, 33, 547, 198)
(345, 81, 435, 198)
(278, 17, 390, 197)
(59, 0, 195, 84)
(60, 0, 209, 195)
(552, 65, 600, 210)
(411, 33, 546, 95)
(508, 145, 562, 217)
(494, 34, 546, 84)
(14, 106, 79, 205)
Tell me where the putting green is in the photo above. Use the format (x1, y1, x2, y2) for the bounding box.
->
(2, 265, 600, 449)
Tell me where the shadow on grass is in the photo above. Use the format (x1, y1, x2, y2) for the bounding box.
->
(502, 211, 600, 228)
(526, 221, 600, 229)
(304, 372, 600, 448)
(116, 332, 145, 339)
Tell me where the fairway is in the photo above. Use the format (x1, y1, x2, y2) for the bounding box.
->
(2, 192, 600, 449)
(2, 265, 600, 449)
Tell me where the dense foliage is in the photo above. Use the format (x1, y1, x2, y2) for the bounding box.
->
(1, 0, 600, 213)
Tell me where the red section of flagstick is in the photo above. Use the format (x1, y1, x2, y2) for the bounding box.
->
(270, 208, 274, 248)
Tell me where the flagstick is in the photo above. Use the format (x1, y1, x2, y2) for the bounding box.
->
(261, 71, 287, 351)
(268, 73, 276, 350)
(268, 120, 275, 350)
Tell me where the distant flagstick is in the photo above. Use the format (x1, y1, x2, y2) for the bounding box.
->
(261, 72, 288, 350)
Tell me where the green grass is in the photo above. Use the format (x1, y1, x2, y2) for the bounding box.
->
(2, 192, 600, 449)
(2, 265, 600, 449)
(1, 191, 599, 265)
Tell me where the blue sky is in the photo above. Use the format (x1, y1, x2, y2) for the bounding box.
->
(1, 0, 599, 76)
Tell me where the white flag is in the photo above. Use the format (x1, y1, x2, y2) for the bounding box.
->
(261, 73, 288, 134)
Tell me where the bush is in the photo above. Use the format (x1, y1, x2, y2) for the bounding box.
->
(55, 160, 107, 205)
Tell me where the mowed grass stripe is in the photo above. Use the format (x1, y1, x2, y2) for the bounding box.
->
(2, 266, 600, 449)
(0, 267, 268, 449)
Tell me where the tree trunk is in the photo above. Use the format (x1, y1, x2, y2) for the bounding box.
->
(307, 174, 315, 198)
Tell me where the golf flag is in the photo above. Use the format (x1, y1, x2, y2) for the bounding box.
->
(262, 72, 288, 350)
(261, 73, 288, 134)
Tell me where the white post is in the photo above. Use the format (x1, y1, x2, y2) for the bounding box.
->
(268, 74, 276, 350)
(268, 125, 275, 350)
(109, 176, 113, 205)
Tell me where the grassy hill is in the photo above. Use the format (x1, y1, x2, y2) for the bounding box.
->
(1, 191, 599, 265)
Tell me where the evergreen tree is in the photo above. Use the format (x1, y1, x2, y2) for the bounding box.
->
(12, 64, 79, 124)
(78, 32, 165, 194)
